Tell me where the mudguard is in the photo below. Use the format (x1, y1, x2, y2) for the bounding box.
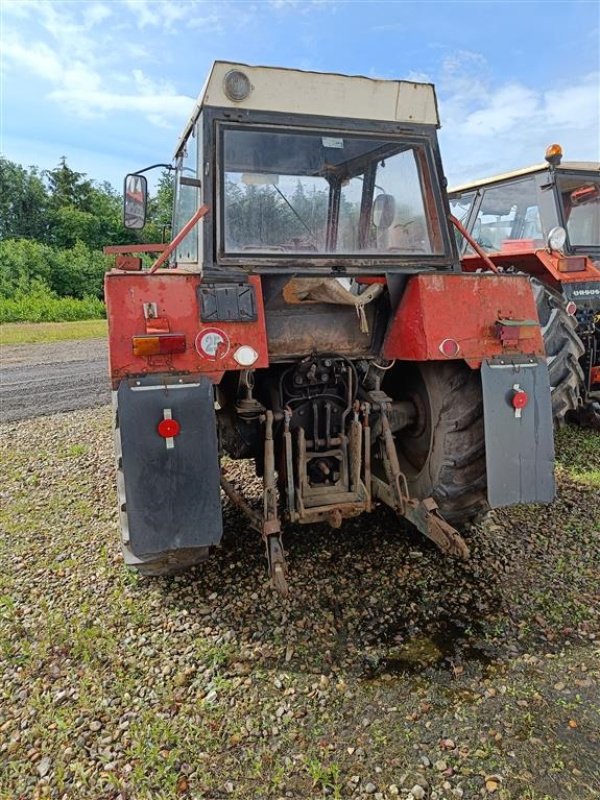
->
(481, 357, 555, 507)
(116, 374, 222, 569)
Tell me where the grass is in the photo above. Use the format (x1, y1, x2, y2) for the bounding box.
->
(0, 319, 107, 346)
(555, 425, 600, 487)
(1, 407, 599, 799)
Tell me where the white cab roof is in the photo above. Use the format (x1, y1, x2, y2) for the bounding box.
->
(174, 61, 440, 158)
(449, 161, 600, 195)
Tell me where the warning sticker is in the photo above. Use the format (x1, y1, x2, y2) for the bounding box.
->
(195, 328, 230, 360)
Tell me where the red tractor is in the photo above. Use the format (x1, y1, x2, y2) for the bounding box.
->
(104, 62, 555, 594)
(449, 147, 600, 426)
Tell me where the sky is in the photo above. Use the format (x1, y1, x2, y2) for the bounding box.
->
(1, 0, 599, 191)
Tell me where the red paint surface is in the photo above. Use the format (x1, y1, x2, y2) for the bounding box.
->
(461, 249, 600, 292)
(105, 271, 268, 385)
(383, 273, 545, 361)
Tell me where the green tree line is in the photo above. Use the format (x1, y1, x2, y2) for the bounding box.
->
(0, 156, 173, 322)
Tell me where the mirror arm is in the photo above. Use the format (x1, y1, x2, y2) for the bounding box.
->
(132, 163, 175, 176)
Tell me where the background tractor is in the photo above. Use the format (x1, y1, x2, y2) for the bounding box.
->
(104, 62, 555, 594)
(449, 147, 600, 427)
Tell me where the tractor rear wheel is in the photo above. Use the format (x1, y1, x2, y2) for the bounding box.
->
(386, 361, 488, 526)
(532, 278, 584, 424)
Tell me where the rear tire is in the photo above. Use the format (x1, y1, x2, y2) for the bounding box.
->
(532, 278, 584, 424)
(386, 361, 488, 526)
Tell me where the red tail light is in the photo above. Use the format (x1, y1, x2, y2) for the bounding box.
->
(132, 334, 186, 357)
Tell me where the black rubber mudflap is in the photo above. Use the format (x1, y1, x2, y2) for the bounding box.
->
(117, 375, 223, 559)
(481, 358, 555, 507)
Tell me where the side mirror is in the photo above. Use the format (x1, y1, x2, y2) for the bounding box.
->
(372, 193, 396, 229)
(123, 174, 148, 229)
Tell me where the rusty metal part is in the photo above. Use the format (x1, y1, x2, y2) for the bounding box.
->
(449, 214, 499, 273)
(403, 497, 470, 559)
(103, 243, 168, 255)
(262, 410, 289, 597)
(219, 474, 262, 532)
(379, 405, 408, 514)
(328, 508, 343, 529)
(349, 402, 362, 494)
(221, 411, 289, 597)
(150, 204, 210, 273)
(263, 411, 280, 534)
(362, 402, 372, 512)
(267, 535, 288, 598)
(283, 407, 296, 520)
(265, 300, 375, 360)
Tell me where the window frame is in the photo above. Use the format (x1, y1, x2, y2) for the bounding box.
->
(198, 107, 458, 276)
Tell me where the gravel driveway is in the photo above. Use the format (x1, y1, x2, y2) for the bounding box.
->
(1, 406, 598, 800)
(0, 338, 109, 422)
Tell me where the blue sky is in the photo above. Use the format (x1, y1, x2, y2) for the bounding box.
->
(2, 0, 599, 190)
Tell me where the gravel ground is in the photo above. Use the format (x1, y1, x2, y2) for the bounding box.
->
(1, 407, 599, 800)
(0, 339, 109, 423)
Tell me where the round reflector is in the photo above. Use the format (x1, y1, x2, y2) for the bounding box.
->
(233, 345, 259, 366)
(565, 301, 577, 316)
(439, 338, 460, 357)
(512, 389, 529, 410)
(157, 418, 181, 438)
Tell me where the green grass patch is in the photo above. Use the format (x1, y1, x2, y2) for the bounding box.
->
(0, 319, 107, 345)
(555, 426, 600, 487)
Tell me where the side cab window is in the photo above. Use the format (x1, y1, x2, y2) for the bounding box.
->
(174, 126, 200, 264)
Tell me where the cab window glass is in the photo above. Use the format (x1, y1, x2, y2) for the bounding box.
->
(449, 192, 476, 251)
(557, 175, 600, 247)
(174, 129, 199, 263)
(474, 178, 542, 251)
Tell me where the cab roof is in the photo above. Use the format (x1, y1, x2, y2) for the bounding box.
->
(449, 161, 600, 195)
(174, 61, 440, 158)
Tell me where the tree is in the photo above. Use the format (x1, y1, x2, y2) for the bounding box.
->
(44, 156, 94, 212)
(0, 157, 49, 241)
(145, 169, 175, 243)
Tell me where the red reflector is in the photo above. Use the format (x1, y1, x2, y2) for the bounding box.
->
(512, 389, 529, 410)
(132, 334, 186, 357)
(565, 301, 577, 316)
(439, 338, 460, 357)
(157, 418, 181, 438)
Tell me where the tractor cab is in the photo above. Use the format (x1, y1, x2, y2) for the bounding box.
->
(449, 149, 600, 261)
(126, 61, 457, 277)
(449, 146, 600, 423)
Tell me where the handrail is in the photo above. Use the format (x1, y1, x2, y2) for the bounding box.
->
(449, 214, 499, 274)
(149, 204, 210, 273)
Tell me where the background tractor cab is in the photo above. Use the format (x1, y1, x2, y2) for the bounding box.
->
(449, 146, 600, 427)
(104, 62, 555, 590)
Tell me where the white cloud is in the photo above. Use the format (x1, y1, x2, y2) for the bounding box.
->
(123, 0, 221, 32)
(436, 52, 599, 185)
(83, 3, 112, 26)
(1, 1, 195, 129)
